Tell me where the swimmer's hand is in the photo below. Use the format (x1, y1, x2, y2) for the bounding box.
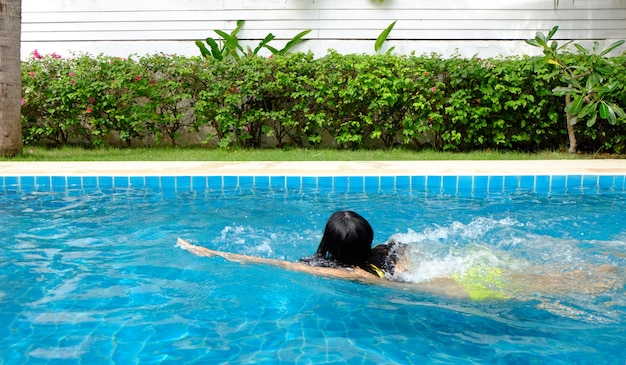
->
(176, 238, 250, 263)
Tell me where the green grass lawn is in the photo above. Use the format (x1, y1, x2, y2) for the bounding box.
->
(0, 146, 606, 161)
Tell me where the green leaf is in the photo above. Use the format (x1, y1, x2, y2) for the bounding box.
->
(552, 86, 576, 95)
(550, 41, 558, 51)
(375, 21, 397, 52)
(231, 20, 245, 37)
(254, 33, 276, 55)
(587, 72, 602, 87)
(608, 81, 620, 93)
(557, 40, 573, 51)
(607, 106, 618, 125)
(535, 31, 547, 48)
(577, 101, 597, 119)
(200, 38, 223, 60)
(609, 103, 626, 119)
(215, 30, 244, 57)
(600, 102, 618, 124)
(263, 45, 280, 55)
(598, 102, 610, 119)
(567, 95, 584, 115)
(592, 41, 600, 53)
(586, 112, 598, 127)
(590, 85, 610, 94)
(547, 25, 559, 40)
(564, 76, 583, 90)
(525, 39, 540, 48)
(195, 40, 211, 58)
(280, 29, 312, 54)
(599, 39, 625, 56)
(574, 43, 589, 55)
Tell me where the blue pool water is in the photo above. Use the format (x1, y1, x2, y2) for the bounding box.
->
(1, 174, 625, 364)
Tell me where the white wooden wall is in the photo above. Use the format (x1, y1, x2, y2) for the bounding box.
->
(21, 0, 626, 59)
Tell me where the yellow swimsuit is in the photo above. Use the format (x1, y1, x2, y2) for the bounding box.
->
(451, 266, 510, 301)
(367, 263, 385, 278)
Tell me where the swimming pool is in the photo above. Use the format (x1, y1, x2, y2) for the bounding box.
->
(1, 167, 625, 364)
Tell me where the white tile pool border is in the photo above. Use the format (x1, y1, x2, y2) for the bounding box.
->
(1, 160, 625, 196)
(1, 160, 625, 176)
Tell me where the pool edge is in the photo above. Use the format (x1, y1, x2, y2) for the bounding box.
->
(0, 160, 625, 176)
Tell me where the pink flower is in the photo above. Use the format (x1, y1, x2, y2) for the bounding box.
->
(243, 126, 249, 131)
(424, 71, 429, 77)
(269, 55, 273, 59)
(32, 49, 43, 60)
(28, 71, 35, 77)
(20, 98, 25, 106)
(431, 87, 436, 92)
(86, 107, 92, 113)
(134, 75, 141, 81)
(68, 72, 75, 77)
(70, 80, 75, 85)
(51, 52, 62, 59)
(89, 96, 95, 103)
(232, 87, 238, 93)
(29, 148, 34, 155)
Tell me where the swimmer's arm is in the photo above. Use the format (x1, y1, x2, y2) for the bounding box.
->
(176, 238, 380, 282)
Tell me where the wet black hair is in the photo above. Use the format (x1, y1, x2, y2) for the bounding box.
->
(315, 210, 374, 267)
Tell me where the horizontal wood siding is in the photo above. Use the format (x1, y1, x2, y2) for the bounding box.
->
(21, 0, 626, 58)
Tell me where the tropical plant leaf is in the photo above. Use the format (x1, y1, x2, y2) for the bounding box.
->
(567, 95, 584, 115)
(573, 43, 589, 55)
(598, 102, 610, 119)
(586, 112, 598, 127)
(595, 64, 614, 75)
(591, 85, 610, 94)
(215, 30, 244, 57)
(557, 40, 573, 51)
(263, 45, 280, 55)
(254, 33, 276, 55)
(605, 103, 618, 124)
(525, 39, 540, 47)
(599, 39, 625, 56)
(534, 32, 548, 48)
(577, 101, 597, 119)
(195, 40, 211, 58)
(231, 20, 245, 37)
(280, 29, 312, 54)
(547, 25, 559, 40)
(375, 21, 397, 52)
(609, 102, 626, 119)
(205, 38, 223, 59)
(552, 86, 576, 95)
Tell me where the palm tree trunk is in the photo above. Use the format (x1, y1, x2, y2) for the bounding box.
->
(0, 0, 23, 156)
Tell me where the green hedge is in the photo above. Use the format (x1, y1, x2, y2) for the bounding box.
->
(21, 51, 626, 152)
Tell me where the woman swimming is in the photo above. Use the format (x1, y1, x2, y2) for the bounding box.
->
(298, 211, 408, 278)
(177, 210, 622, 300)
(177, 210, 417, 284)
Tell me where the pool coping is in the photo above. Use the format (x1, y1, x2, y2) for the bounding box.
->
(1, 160, 625, 176)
